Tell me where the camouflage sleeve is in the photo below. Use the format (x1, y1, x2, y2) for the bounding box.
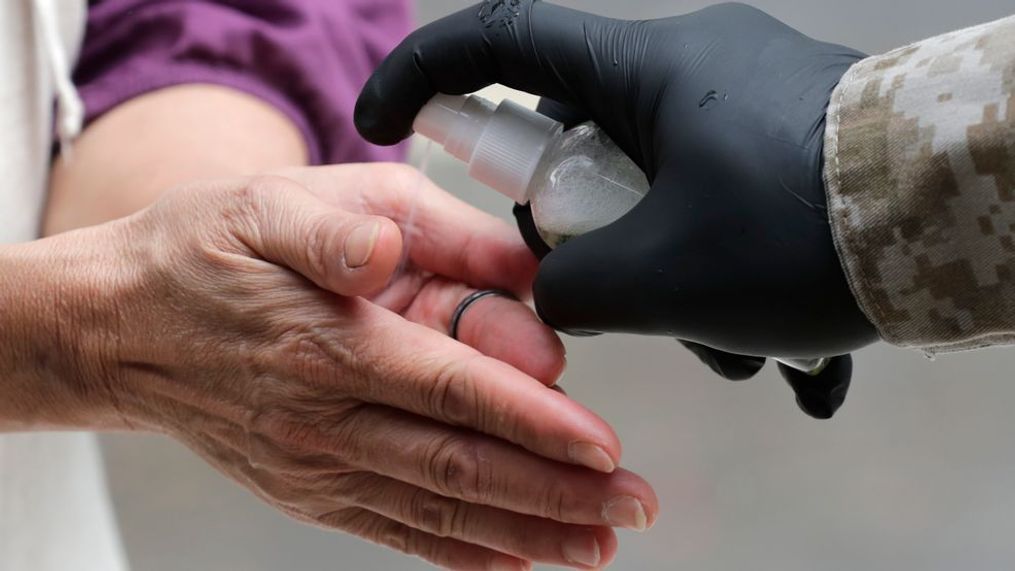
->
(824, 15, 1015, 353)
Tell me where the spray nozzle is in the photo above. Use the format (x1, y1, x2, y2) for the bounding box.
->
(413, 94, 564, 204)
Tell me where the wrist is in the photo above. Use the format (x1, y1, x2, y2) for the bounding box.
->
(0, 226, 134, 431)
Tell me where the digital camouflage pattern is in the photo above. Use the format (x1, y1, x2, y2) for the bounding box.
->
(824, 15, 1015, 352)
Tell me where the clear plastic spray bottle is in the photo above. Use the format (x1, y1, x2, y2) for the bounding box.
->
(414, 94, 828, 376)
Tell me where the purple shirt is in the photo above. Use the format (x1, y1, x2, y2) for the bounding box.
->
(74, 0, 413, 165)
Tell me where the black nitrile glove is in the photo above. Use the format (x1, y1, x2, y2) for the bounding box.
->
(356, 1, 879, 418)
(514, 98, 855, 418)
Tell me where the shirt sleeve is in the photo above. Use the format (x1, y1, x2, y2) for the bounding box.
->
(73, 0, 413, 165)
(823, 15, 1015, 353)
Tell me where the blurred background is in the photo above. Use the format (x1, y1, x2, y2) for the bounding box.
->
(102, 1, 1015, 570)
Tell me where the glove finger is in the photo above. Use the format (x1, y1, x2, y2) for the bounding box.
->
(778, 354, 853, 420)
(679, 341, 766, 382)
(356, 1, 636, 152)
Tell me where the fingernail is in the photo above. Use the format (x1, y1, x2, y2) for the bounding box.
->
(488, 554, 527, 571)
(568, 442, 615, 473)
(343, 221, 381, 269)
(603, 496, 649, 531)
(563, 533, 601, 567)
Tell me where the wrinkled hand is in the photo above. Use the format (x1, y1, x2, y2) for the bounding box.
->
(355, 1, 878, 417)
(56, 164, 656, 570)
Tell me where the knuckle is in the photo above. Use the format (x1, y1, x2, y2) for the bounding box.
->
(341, 494, 452, 567)
(277, 323, 331, 366)
(449, 231, 476, 278)
(230, 174, 304, 231)
(252, 401, 364, 460)
(426, 356, 482, 427)
(303, 213, 339, 282)
(424, 435, 493, 503)
(262, 414, 318, 452)
(321, 409, 371, 465)
(538, 482, 569, 522)
(270, 323, 358, 387)
(376, 517, 414, 555)
(318, 471, 374, 502)
(228, 176, 270, 216)
(211, 178, 272, 242)
(247, 405, 318, 453)
(363, 163, 423, 216)
(407, 489, 466, 538)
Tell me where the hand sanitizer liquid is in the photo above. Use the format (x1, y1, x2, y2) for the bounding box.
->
(413, 93, 828, 376)
(414, 94, 648, 247)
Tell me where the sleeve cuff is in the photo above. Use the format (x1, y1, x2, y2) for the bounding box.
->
(823, 15, 1015, 352)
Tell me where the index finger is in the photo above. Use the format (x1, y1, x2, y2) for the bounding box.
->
(354, 1, 627, 146)
(351, 301, 621, 474)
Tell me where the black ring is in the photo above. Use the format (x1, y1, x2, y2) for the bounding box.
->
(449, 289, 517, 340)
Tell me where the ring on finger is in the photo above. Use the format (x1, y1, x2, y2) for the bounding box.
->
(449, 289, 518, 341)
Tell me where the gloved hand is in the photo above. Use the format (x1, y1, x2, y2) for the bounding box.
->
(355, 1, 879, 417)
(513, 98, 855, 419)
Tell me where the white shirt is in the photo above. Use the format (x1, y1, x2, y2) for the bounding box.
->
(0, 2, 127, 569)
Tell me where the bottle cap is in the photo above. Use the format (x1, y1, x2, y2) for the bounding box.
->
(413, 94, 563, 204)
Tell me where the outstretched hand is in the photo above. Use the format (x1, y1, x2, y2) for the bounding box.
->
(32, 164, 657, 570)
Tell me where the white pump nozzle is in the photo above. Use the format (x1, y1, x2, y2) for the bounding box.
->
(413, 94, 564, 204)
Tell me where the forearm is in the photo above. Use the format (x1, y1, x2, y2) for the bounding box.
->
(824, 14, 1015, 352)
(0, 234, 124, 431)
(44, 84, 308, 234)
(0, 246, 56, 430)
(2, 85, 309, 430)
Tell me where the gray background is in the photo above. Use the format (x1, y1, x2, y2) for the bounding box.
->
(103, 1, 1015, 570)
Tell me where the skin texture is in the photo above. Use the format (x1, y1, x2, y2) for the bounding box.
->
(355, 1, 878, 418)
(0, 85, 662, 569)
(45, 85, 310, 234)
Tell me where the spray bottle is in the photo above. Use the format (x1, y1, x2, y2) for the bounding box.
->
(413, 93, 828, 376)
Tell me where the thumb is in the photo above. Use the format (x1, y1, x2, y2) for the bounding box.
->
(232, 176, 403, 297)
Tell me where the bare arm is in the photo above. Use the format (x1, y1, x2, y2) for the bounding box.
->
(44, 84, 308, 234)
(0, 85, 308, 431)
